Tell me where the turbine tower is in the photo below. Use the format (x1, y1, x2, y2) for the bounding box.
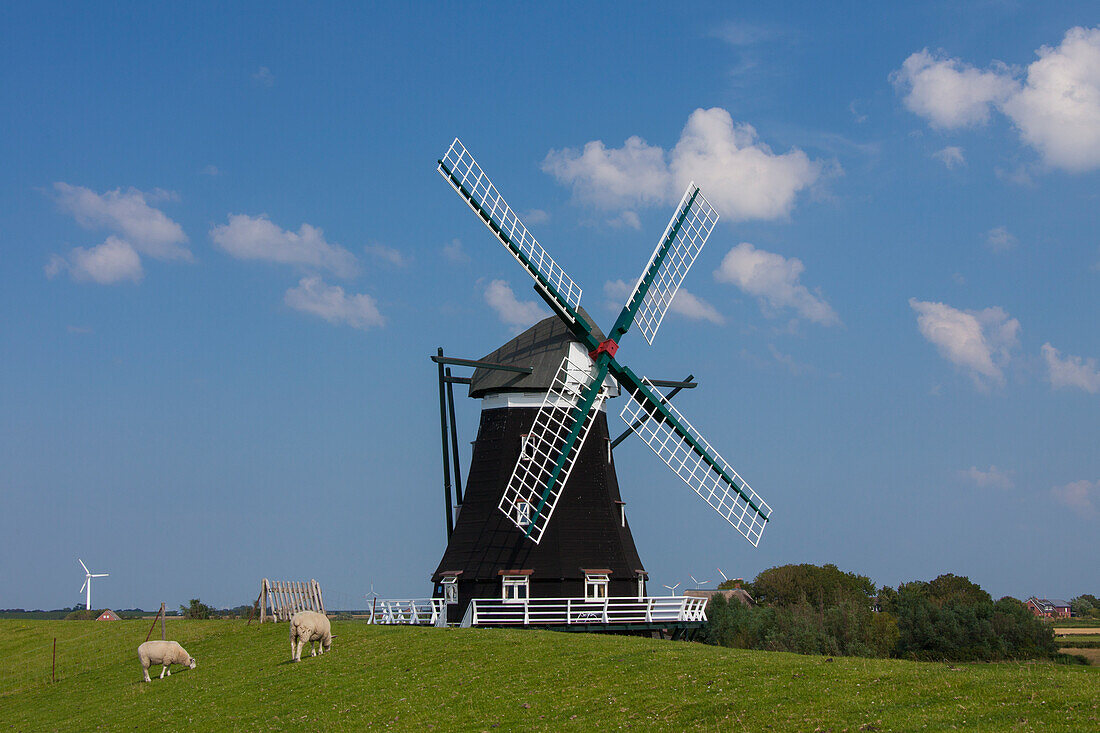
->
(78, 558, 108, 611)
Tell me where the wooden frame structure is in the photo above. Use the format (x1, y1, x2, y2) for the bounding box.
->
(259, 578, 326, 622)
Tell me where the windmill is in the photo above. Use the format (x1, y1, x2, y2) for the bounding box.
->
(662, 583, 682, 596)
(78, 558, 108, 611)
(431, 139, 772, 622)
(689, 575, 710, 588)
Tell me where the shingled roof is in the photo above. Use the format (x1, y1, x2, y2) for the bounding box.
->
(468, 309, 604, 398)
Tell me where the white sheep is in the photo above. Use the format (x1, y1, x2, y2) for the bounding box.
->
(289, 610, 332, 662)
(137, 640, 196, 682)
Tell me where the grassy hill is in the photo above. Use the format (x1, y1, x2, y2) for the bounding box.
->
(1, 619, 1097, 731)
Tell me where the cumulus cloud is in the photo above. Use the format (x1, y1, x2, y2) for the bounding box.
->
(443, 238, 468, 263)
(45, 236, 143, 284)
(891, 50, 1016, 128)
(363, 243, 406, 267)
(933, 146, 966, 169)
(484, 280, 548, 332)
(894, 27, 1100, 172)
(523, 209, 550, 224)
(1051, 479, 1098, 517)
(1001, 27, 1100, 172)
(959, 465, 1015, 489)
(607, 211, 641, 230)
(985, 226, 1018, 253)
(283, 276, 383, 330)
(210, 214, 358, 277)
(542, 107, 822, 221)
(909, 299, 1020, 388)
(603, 279, 723, 325)
(52, 182, 190, 260)
(1041, 343, 1100, 393)
(713, 243, 839, 326)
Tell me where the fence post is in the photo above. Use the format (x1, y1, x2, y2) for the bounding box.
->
(161, 602, 166, 640)
(52, 637, 56, 684)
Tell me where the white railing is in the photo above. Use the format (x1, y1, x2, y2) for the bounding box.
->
(461, 596, 707, 627)
(367, 599, 447, 626)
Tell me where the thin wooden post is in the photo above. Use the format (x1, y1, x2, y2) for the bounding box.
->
(145, 604, 164, 643)
(160, 602, 165, 640)
(52, 637, 56, 683)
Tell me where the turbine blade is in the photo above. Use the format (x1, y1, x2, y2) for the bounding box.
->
(438, 138, 586, 324)
(80, 580, 87, 593)
(79, 558, 89, 574)
(617, 369, 771, 547)
(621, 183, 718, 344)
(498, 351, 608, 543)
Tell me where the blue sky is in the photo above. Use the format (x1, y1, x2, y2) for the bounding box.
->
(2, 2, 1097, 610)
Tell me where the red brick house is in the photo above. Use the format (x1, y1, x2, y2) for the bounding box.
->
(96, 609, 121, 621)
(1025, 597, 1071, 618)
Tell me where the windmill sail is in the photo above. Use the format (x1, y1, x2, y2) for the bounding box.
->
(498, 351, 608, 544)
(624, 183, 718, 344)
(617, 371, 771, 546)
(438, 139, 584, 322)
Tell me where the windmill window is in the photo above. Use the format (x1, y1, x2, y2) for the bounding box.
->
(441, 577, 458, 604)
(585, 573, 610, 600)
(515, 501, 532, 527)
(502, 575, 529, 603)
(520, 433, 534, 461)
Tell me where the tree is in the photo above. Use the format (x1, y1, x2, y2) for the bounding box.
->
(749, 564, 875, 610)
(180, 598, 214, 619)
(1070, 596, 1095, 618)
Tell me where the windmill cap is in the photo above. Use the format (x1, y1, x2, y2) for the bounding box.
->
(469, 310, 606, 399)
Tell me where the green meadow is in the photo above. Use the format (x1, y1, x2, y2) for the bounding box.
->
(1, 619, 1097, 731)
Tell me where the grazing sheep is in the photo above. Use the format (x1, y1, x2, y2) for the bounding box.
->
(289, 610, 331, 662)
(137, 640, 196, 682)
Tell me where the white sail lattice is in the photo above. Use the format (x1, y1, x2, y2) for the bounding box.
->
(498, 352, 607, 544)
(439, 139, 582, 316)
(620, 378, 771, 546)
(626, 183, 719, 344)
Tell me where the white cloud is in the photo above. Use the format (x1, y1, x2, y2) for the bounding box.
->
(985, 226, 1017, 253)
(52, 182, 190, 260)
(1001, 27, 1100, 172)
(959, 465, 1015, 489)
(891, 49, 1016, 128)
(1051, 479, 1098, 517)
(894, 27, 1100, 171)
(713, 242, 839, 326)
(542, 107, 822, 221)
(603, 279, 723, 325)
(542, 135, 669, 209)
(46, 236, 143, 284)
(284, 276, 383, 330)
(933, 146, 966, 169)
(443, 238, 469, 263)
(363, 243, 406, 267)
(607, 211, 641, 230)
(709, 21, 783, 47)
(484, 280, 548, 332)
(908, 299, 1020, 388)
(252, 66, 274, 87)
(210, 214, 358, 277)
(201, 164, 220, 176)
(523, 209, 550, 224)
(1041, 343, 1100, 393)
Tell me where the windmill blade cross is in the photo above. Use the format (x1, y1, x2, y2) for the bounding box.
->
(438, 139, 588, 328)
(616, 368, 772, 547)
(498, 351, 609, 543)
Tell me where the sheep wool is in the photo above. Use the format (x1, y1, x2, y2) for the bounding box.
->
(137, 640, 196, 682)
(289, 610, 332, 662)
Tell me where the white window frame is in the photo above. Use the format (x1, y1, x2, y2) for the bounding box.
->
(515, 501, 532, 527)
(585, 573, 609, 601)
(519, 433, 534, 461)
(502, 575, 529, 603)
(442, 577, 458, 604)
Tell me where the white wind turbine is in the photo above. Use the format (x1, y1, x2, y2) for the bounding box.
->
(78, 559, 109, 611)
(689, 574, 710, 588)
(662, 582, 681, 596)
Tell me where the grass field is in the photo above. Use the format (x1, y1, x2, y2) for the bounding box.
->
(1, 620, 1098, 731)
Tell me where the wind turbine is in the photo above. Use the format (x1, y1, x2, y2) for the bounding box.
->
(716, 567, 729, 583)
(689, 574, 709, 588)
(78, 559, 108, 611)
(662, 582, 681, 596)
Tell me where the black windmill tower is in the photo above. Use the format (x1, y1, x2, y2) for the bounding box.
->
(431, 140, 773, 624)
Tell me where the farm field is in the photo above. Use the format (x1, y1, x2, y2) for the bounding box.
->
(1, 620, 1098, 731)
